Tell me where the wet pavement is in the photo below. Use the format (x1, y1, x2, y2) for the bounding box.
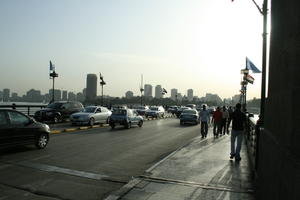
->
(106, 129, 255, 200)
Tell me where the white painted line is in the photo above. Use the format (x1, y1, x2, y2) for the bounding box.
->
(17, 161, 109, 180)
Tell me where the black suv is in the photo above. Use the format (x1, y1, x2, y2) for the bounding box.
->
(34, 101, 83, 123)
(0, 109, 50, 149)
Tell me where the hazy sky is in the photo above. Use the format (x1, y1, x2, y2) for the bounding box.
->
(0, 0, 267, 99)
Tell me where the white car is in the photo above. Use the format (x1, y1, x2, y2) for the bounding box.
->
(145, 106, 165, 118)
(70, 106, 112, 126)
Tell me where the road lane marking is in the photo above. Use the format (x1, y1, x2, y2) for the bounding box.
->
(15, 161, 109, 180)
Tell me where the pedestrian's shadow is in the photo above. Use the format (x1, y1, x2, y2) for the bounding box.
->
(187, 161, 254, 200)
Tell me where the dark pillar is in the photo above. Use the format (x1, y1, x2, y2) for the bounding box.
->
(256, 0, 300, 199)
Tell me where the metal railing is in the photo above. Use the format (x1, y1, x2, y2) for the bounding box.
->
(245, 113, 261, 174)
(0, 104, 47, 116)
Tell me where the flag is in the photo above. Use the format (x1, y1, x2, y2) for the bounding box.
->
(246, 57, 261, 73)
(245, 74, 255, 84)
(50, 61, 53, 71)
(163, 88, 167, 94)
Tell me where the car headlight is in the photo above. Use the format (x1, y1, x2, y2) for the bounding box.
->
(45, 124, 50, 132)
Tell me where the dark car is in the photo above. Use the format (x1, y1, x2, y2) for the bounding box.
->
(175, 107, 191, 118)
(180, 109, 199, 125)
(109, 109, 143, 129)
(0, 109, 50, 149)
(34, 101, 84, 123)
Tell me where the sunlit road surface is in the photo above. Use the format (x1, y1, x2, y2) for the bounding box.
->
(0, 118, 200, 200)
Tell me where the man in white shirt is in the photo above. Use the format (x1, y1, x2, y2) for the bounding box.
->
(200, 105, 210, 138)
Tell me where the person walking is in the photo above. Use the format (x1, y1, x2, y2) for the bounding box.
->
(221, 106, 229, 135)
(228, 103, 247, 161)
(212, 107, 222, 137)
(199, 104, 210, 138)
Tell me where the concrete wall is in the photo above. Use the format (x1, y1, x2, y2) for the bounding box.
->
(257, 0, 300, 199)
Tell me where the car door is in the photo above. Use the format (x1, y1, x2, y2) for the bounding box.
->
(95, 107, 103, 123)
(0, 111, 13, 148)
(7, 111, 34, 146)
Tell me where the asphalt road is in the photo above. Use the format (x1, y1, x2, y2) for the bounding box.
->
(0, 118, 200, 200)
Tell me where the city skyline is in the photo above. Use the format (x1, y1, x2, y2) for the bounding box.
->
(0, 0, 266, 100)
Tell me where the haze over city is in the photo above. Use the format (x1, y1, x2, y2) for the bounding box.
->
(0, 0, 266, 99)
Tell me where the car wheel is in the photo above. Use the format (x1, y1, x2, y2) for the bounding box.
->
(89, 118, 95, 126)
(53, 115, 60, 123)
(126, 122, 131, 129)
(180, 121, 184, 125)
(35, 133, 49, 149)
(138, 120, 143, 127)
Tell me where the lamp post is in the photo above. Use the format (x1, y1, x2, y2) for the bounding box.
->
(49, 61, 58, 103)
(140, 74, 144, 106)
(249, 0, 268, 122)
(99, 73, 106, 106)
(241, 68, 249, 111)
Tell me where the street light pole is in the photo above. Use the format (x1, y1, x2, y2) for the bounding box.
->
(249, 0, 268, 122)
(99, 73, 106, 106)
(260, 0, 268, 123)
(140, 74, 144, 106)
(49, 61, 58, 103)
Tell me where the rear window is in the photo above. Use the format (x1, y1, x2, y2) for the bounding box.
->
(150, 107, 158, 111)
(182, 110, 197, 114)
(47, 102, 63, 109)
(112, 109, 127, 115)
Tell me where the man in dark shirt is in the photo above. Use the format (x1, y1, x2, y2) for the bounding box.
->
(228, 103, 246, 161)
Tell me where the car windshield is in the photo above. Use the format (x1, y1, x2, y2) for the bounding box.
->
(112, 109, 127, 115)
(83, 107, 96, 113)
(182, 110, 197, 114)
(150, 107, 158, 111)
(47, 102, 63, 109)
(136, 106, 146, 110)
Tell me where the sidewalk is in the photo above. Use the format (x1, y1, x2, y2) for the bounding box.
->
(107, 129, 255, 200)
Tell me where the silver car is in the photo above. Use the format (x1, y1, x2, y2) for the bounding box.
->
(70, 106, 112, 126)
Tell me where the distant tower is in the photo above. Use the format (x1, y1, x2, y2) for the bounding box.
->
(171, 89, 178, 101)
(144, 84, 153, 98)
(3, 88, 10, 102)
(155, 85, 163, 99)
(62, 90, 68, 101)
(187, 89, 193, 102)
(86, 74, 97, 102)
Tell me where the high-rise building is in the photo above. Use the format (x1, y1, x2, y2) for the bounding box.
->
(144, 84, 152, 98)
(171, 88, 178, 101)
(155, 85, 163, 99)
(26, 89, 42, 102)
(62, 90, 68, 101)
(0, 91, 3, 101)
(49, 89, 62, 102)
(86, 74, 97, 102)
(187, 89, 193, 102)
(3, 89, 10, 102)
(125, 91, 134, 99)
(11, 93, 19, 102)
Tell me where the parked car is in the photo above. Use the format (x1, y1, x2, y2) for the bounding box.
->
(0, 109, 50, 149)
(186, 104, 196, 109)
(109, 109, 143, 129)
(34, 101, 84, 123)
(145, 106, 165, 118)
(175, 107, 191, 118)
(180, 109, 199, 125)
(133, 105, 149, 116)
(70, 106, 112, 126)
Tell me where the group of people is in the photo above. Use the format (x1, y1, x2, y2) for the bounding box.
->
(199, 103, 246, 162)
